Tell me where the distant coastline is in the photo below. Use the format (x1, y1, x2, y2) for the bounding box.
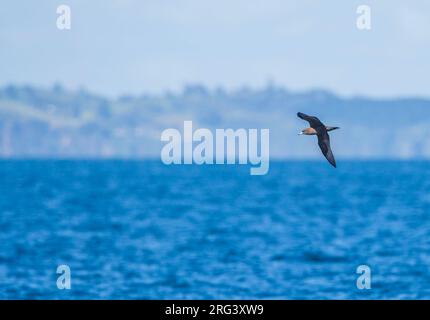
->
(1, 84, 430, 159)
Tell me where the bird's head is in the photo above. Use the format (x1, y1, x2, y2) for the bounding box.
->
(298, 128, 317, 135)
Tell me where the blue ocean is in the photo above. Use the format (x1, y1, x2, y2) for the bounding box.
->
(0, 160, 429, 299)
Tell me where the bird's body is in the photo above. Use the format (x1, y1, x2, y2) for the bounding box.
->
(297, 112, 339, 168)
(300, 126, 339, 135)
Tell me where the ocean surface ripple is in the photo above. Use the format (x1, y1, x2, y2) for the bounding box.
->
(0, 160, 429, 299)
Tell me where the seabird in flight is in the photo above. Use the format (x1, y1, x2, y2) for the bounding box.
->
(297, 112, 339, 168)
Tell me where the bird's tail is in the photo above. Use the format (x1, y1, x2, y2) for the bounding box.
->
(325, 126, 340, 132)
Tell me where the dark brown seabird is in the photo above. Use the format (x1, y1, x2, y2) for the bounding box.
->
(297, 112, 339, 168)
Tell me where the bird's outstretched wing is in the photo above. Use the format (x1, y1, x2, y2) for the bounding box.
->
(297, 112, 324, 129)
(317, 132, 336, 168)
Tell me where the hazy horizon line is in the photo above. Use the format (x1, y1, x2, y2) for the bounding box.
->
(0, 156, 428, 161)
(2, 82, 430, 102)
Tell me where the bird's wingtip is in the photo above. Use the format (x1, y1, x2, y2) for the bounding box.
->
(327, 158, 337, 168)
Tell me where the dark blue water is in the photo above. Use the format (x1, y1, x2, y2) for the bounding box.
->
(1, 160, 430, 299)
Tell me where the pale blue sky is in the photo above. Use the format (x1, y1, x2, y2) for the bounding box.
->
(1, 0, 429, 97)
